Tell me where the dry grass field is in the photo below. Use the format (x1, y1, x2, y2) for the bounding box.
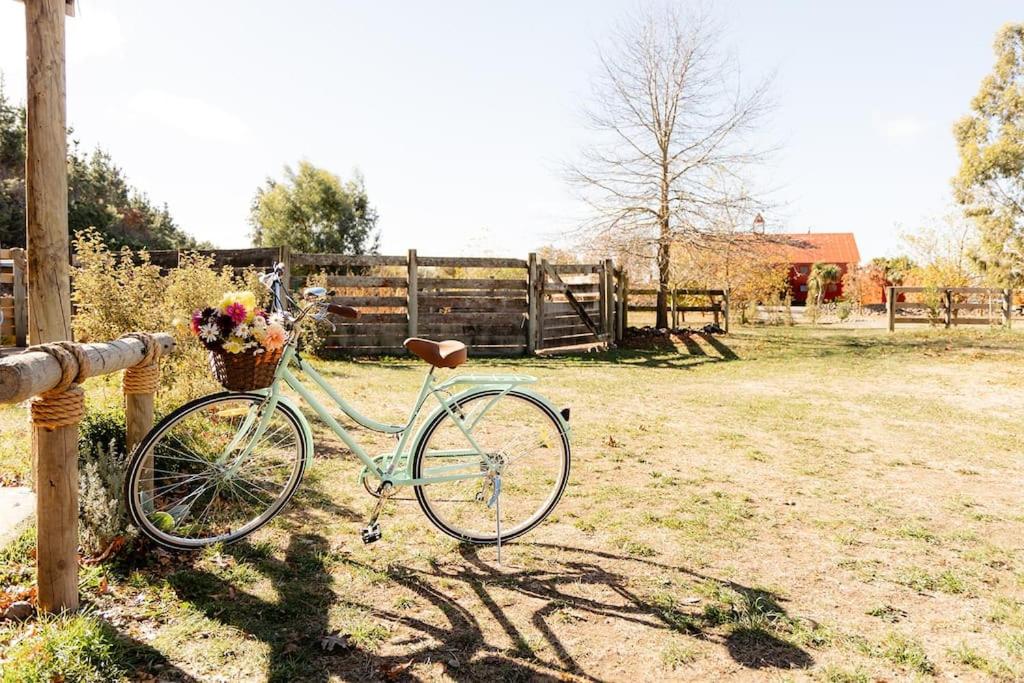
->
(2, 326, 1023, 682)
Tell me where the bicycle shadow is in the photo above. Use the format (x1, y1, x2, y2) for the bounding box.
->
(162, 536, 813, 681)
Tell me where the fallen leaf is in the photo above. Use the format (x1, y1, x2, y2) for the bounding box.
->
(320, 631, 353, 653)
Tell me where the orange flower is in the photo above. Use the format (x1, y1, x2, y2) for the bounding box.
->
(262, 323, 287, 351)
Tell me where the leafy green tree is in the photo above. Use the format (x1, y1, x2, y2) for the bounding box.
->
(953, 23, 1024, 286)
(807, 262, 841, 308)
(0, 81, 201, 251)
(0, 80, 27, 250)
(869, 256, 915, 286)
(249, 161, 379, 254)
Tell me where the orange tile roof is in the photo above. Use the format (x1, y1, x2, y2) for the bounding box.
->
(772, 233, 860, 265)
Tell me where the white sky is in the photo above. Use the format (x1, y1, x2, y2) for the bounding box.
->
(0, 0, 1019, 260)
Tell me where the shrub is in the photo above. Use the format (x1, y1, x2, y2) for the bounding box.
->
(297, 271, 332, 356)
(72, 229, 265, 410)
(78, 406, 131, 556)
(836, 300, 852, 321)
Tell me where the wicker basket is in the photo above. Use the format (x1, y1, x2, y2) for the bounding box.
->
(208, 348, 284, 392)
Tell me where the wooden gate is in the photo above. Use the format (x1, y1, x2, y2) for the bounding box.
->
(533, 258, 614, 350)
(0, 248, 28, 348)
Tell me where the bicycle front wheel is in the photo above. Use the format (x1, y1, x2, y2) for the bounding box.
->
(125, 392, 308, 550)
(413, 389, 571, 544)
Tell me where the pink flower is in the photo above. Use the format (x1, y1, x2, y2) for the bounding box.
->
(224, 302, 247, 325)
(190, 311, 203, 335)
(262, 323, 287, 351)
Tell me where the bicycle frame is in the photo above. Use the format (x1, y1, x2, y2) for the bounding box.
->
(236, 341, 542, 488)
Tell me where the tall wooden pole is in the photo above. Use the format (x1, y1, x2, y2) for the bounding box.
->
(526, 253, 538, 354)
(25, 0, 77, 613)
(407, 249, 418, 340)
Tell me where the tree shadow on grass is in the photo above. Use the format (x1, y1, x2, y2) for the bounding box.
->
(109, 627, 202, 682)
(158, 534, 813, 681)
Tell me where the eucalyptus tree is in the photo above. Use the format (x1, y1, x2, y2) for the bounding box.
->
(953, 23, 1024, 286)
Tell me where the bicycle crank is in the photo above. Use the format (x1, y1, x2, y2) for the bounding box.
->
(361, 481, 394, 544)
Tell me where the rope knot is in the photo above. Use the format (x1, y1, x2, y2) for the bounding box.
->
(120, 332, 162, 395)
(24, 341, 91, 430)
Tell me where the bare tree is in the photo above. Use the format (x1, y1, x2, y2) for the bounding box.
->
(569, 4, 773, 327)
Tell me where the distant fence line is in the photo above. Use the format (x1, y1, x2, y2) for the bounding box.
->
(625, 287, 730, 332)
(0, 248, 28, 347)
(10, 245, 729, 355)
(143, 246, 638, 355)
(886, 286, 1022, 331)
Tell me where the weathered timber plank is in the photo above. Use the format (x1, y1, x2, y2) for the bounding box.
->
(417, 290, 529, 301)
(332, 313, 408, 325)
(292, 253, 407, 267)
(322, 275, 409, 288)
(416, 256, 527, 268)
(419, 297, 527, 311)
(419, 312, 527, 325)
(328, 295, 407, 307)
(546, 264, 600, 274)
(418, 278, 527, 290)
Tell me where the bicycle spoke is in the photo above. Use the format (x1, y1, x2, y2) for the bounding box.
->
(130, 395, 304, 548)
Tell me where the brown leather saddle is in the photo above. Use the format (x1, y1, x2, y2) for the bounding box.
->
(403, 338, 468, 368)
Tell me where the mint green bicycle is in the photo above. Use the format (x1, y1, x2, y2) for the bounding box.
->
(124, 264, 571, 551)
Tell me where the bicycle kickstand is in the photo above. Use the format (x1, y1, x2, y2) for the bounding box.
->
(488, 474, 503, 565)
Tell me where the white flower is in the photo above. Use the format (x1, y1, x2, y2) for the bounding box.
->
(232, 323, 251, 339)
(252, 316, 267, 330)
(269, 312, 287, 326)
(198, 322, 220, 343)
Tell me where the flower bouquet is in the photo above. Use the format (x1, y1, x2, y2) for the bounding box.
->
(191, 292, 289, 391)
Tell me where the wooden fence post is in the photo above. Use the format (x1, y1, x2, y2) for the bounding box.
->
(944, 289, 952, 329)
(407, 249, 418, 339)
(621, 271, 628, 331)
(527, 253, 538, 353)
(604, 258, 614, 337)
(11, 247, 27, 347)
(723, 289, 730, 333)
(537, 259, 548, 348)
(278, 245, 292, 294)
(670, 288, 677, 329)
(25, 0, 76, 614)
(887, 287, 896, 332)
(1004, 288, 1013, 329)
(614, 268, 624, 342)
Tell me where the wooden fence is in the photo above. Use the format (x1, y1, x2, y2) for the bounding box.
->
(886, 286, 1021, 330)
(143, 247, 617, 354)
(0, 248, 28, 347)
(20, 244, 741, 354)
(626, 287, 730, 332)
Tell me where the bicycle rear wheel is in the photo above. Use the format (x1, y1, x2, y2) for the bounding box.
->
(413, 389, 570, 544)
(125, 392, 307, 550)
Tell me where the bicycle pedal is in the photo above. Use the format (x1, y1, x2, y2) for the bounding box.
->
(361, 523, 382, 544)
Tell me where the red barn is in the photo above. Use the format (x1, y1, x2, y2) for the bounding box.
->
(774, 233, 861, 304)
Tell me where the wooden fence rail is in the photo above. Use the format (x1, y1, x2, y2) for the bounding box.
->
(886, 286, 1019, 331)
(0, 332, 174, 612)
(626, 287, 730, 332)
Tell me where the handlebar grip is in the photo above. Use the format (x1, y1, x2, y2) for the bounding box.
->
(327, 304, 359, 320)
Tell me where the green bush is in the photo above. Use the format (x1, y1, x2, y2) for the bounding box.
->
(78, 406, 131, 556)
(836, 300, 852, 321)
(72, 228, 264, 410)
